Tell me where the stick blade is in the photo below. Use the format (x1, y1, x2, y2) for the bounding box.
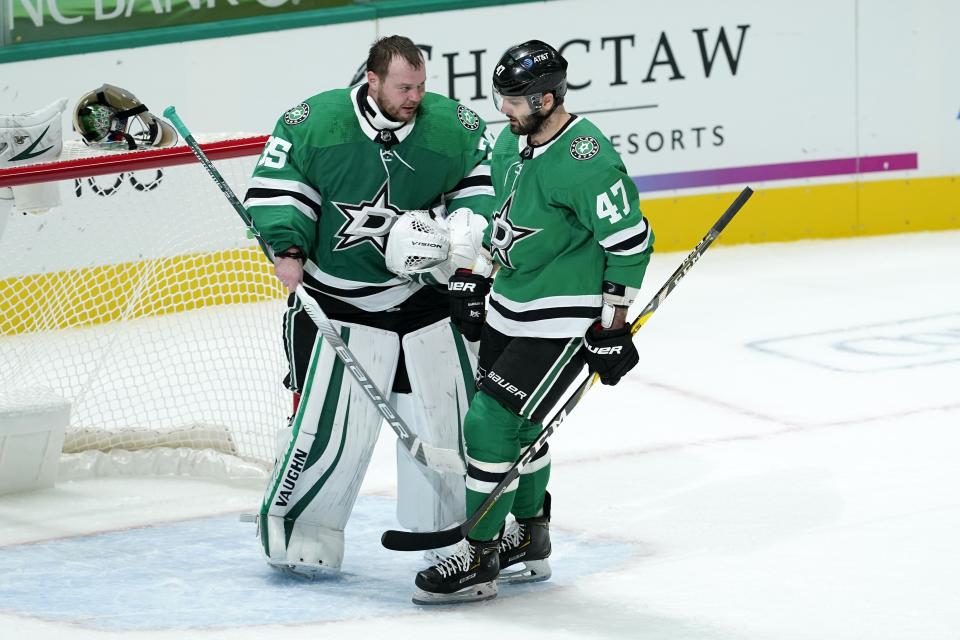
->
(381, 525, 464, 551)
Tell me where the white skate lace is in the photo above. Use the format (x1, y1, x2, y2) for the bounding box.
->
(498, 520, 525, 553)
(434, 540, 474, 578)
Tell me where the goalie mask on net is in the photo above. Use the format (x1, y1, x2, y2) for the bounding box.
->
(73, 84, 178, 150)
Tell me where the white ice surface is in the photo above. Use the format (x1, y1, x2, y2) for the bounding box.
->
(1, 230, 959, 639)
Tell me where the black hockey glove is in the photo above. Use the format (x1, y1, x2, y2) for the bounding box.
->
(448, 269, 490, 342)
(583, 322, 639, 386)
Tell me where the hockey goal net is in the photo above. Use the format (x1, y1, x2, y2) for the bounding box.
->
(0, 135, 288, 478)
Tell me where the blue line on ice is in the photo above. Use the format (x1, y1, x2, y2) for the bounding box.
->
(0, 495, 636, 630)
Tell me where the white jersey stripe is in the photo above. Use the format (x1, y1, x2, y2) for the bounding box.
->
(518, 449, 551, 475)
(303, 262, 409, 289)
(466, 457, 514, 474)
(466, 476, 519, 494)
(599, 218, 648, 249)
(465, 164, 492, 178)
(489, 290, 603, 312)
(445, 185, 496, 200)
(302, 261, 421, 311)
(486, 305, 596, 338)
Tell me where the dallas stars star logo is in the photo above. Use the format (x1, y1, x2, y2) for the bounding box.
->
(489, 193, 540, 269)
(331, 180, 402, 254)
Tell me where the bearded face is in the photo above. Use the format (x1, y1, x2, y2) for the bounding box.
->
(368, 56, 426, 123)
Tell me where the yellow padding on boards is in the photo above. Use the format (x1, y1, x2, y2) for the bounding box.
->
(643, 175, 960, 252)
(3, 175, 958, 336)
(1, 247, 284, 336)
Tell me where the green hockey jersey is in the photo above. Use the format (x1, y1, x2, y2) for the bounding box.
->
(485, 115, 653, 338)
(245, 85, 494, 311)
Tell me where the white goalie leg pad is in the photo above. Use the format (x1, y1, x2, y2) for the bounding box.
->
(259, 321, 399, 574)
(396, 319, 477, 532)
(394, 393, 465, 533)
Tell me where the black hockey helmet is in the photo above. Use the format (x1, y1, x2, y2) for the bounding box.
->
(492, 40, 568, 114)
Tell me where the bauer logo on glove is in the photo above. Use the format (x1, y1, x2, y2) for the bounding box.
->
(582, 323, 638, 385)
(449, 281, 478, 293)
(584, 343, 623, 356)
(447, 269, 490, 342)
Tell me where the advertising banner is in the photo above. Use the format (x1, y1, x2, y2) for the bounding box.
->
(3, 0, 350, 45)
(0, 0, 957, 247)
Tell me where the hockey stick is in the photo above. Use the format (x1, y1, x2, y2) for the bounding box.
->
(380, 186, 754, 551)
(162, 106, 466, 476)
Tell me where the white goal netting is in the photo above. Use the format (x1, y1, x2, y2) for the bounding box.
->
(0, 135, 288, 477)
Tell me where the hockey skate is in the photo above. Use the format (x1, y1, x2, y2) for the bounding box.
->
(412, 537, 500, 605)
(422, 540, 461, 566)
(498, 493, 552, 584)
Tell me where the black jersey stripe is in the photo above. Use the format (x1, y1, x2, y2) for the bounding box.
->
(467, 446, 549, 481)
(446, 174, 493, 194)
(605, 227, 650, 254)
(489, 297, 602, 322)
(466, 442, 549, 483)
(467, 464, 508, 483)
(302, 272, 401, 298)
(244, 187, 323, 218)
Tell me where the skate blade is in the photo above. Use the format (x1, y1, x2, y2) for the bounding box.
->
(267, 561, 341, 580)
(412, 581, 497, 605)
(498, 559, 552, 584)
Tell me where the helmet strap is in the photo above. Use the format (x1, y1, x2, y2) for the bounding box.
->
(121, 132, 137, 151)
(113, 104, 148, 120)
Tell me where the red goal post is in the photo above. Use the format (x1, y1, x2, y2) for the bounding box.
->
(0, 135, 292, 479)
(0, 136, 269, 188)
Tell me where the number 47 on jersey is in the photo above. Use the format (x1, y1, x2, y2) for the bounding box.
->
(596, 178, 631, 224)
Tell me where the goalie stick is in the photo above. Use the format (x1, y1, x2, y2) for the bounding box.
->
(380, 186, 755, 551)
(162, 106, 466, 476)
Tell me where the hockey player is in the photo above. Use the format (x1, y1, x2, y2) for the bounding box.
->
(246, 36, 494, 576)
(411, 40, 654, 604)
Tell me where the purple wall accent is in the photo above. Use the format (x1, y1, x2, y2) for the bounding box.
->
(632, 153, 918, 193)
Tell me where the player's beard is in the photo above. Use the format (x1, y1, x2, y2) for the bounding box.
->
(376, 96, 418, 123)
(509, 110, 550, 137)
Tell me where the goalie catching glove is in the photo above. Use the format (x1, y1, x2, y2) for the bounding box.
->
(583, 323, 639, 386)
(385, 208, 487, 283)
